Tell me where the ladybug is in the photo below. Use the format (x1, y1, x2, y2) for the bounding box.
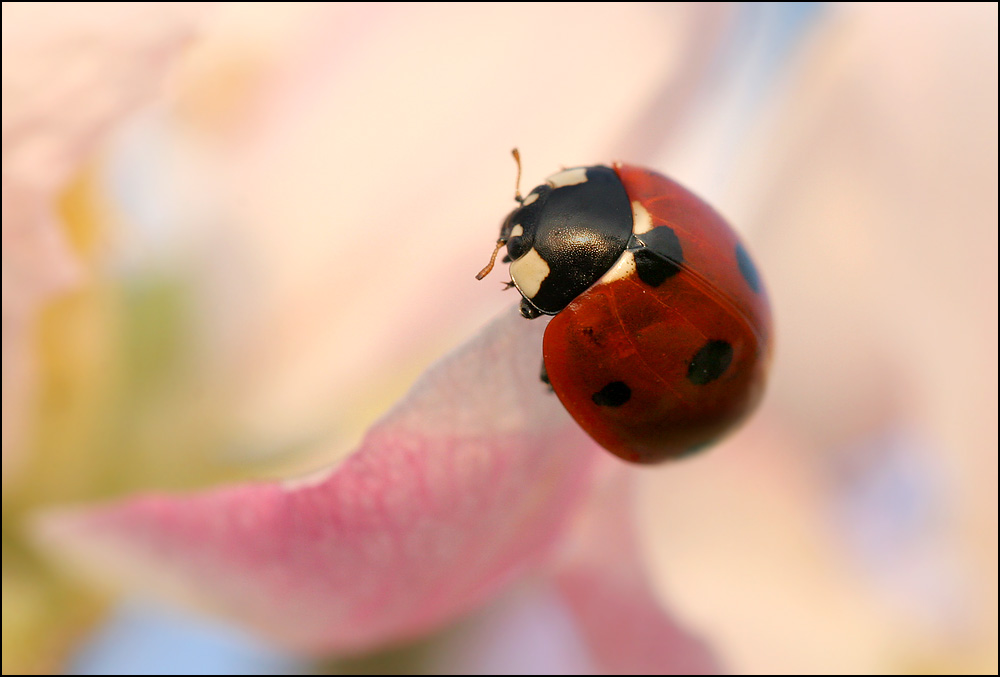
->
(477, 151, 772, 464)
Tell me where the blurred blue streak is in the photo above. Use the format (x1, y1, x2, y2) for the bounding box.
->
(721, 2, 827, 133)
(67, 597, 305, 676)
(657, 2, 826, 201)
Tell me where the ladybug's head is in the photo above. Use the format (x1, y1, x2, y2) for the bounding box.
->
(498, 166, 633, 318)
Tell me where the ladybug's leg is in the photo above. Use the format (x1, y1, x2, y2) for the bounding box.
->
(519, 298, 542, 319)
(539, 359, 554, 392)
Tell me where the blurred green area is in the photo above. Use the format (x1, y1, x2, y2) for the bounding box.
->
(2, 167, 246, 673)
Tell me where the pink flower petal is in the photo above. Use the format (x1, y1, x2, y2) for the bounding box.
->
(37, 307, 606, 652)
(553, 465, 720, 674)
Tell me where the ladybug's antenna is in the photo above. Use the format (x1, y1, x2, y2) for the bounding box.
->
(475, 238, 507, 280)
(477, 149, 524, 280)
(512, 148, 524, 203)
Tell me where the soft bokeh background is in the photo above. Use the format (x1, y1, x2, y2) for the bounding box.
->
(3, 2, 997, 674)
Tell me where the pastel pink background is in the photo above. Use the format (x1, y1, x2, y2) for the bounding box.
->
(3, 3, 996, 674)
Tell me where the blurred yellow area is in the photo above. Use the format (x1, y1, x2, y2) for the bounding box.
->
(4, 167, 234, 672)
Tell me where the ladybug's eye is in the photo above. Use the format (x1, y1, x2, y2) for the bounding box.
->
(499, 184, 552, 263)
(506, 228, 529, 261)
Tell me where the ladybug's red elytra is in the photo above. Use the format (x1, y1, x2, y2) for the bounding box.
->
(479, 156, 772, 464)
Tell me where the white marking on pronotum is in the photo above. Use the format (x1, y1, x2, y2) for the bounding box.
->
(546, 167, 588, 189)
(510, 224, 524, 238)
(632, 200, 654, 235)
(509, 248, 550, 298)
(597, 250, 636, 285)
(521, 191, 539, 206)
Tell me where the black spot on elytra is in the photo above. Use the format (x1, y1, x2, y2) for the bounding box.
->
(633, 226, 683, 287)
(592, 381, 631, 407)
(735, 242, 760, 293)
(687, 340, 733, 385)
(642, 225, 684, 261)
(634, 249, 681, 287)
